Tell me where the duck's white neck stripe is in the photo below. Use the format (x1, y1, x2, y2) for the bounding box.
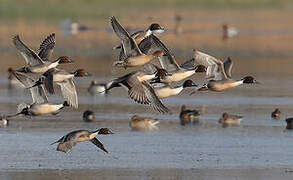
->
(145, 30, 152, 37)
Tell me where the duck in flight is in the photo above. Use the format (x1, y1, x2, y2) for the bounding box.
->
(13, 34, 73, 74)
(139, 34, 206, 84)
(51, 128, 114, 153)
(110, 16, 164, 68)
(192, 50, 259, 92)
(8, 70, 69, 117)
(102, 71, 170, 114)
(113, 23, 164, 50)
(30, 68, 91, 109)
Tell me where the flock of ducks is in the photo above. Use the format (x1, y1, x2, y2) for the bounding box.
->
(1, 16, 291, 153)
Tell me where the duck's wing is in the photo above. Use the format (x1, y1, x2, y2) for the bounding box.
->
(58, 79, 78, 109)
(56, 141, 77, 153)
(143, 63, 160, 74)
(139, 35, 180, 72)
(141, 81, 170, 113)
(37, 33, 56, 61)
(11, 70, 48, 104)
(193, 50, 227, 80)
(110, 16, 141, 59)
(180, 58, 195, 70)
(90, 138, 108, 153)
(112, 72, 169, 113)
(223, 57, 233, 79)
(131, 30, 144, 39)
(12, 35, 44, 66)
(43, 68, 58, 94)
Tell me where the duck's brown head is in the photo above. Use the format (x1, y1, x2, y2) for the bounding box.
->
(74, 69, 92, 77)
(155, 68, 168, 79)
(242, 76, 259, 84)
(222, 112, 229, 119)
(183, 79, 197, 88)
(149, 23, 164, 31)
(195, 65, 207, 73)
(98, 128, 114, 135)
(152, 50, 164, 57)
(57, 56, 73, 64)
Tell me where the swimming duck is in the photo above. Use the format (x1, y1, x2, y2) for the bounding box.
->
(113, 23, 164, 50)
(13, 34, 73, 74)
(0, 116, 9, 127)
(139, 35, 205, 83)
(222, 24, 238, 40)
(51, 128, 114, 153)
(110, 16, 164, 68)
(31, 68, 91, 109)
(179, 105, 200, 126)
(218, 112, 242, 125)
(153, 79, 197, 99)
(193, 51, 259, 92)
(104, 71, 170, 113)
(83, 110, 95, 122)
(88, 80, 107, 96)
(129, 115, 159, 131)
(8, 70, 69, 117)
(271, 108, 281, 120)
(286, 118, 293, 130)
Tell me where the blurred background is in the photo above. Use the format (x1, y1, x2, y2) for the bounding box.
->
(1, 0, 293, 78)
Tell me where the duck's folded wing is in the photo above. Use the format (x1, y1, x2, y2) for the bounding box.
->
(90, 138, 108, 153)
(58, 79, 78, 109)
(38, 33, 56, 61)
(12, 35, 44, 66)
(110, 16, 141, 59)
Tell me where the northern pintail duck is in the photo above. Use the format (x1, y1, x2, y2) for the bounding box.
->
(130, 115, 159, 131)
(32, 68, 91, 109)
(218, 112, 242, 125)
(0, 116, 9, 127)
(13, 34, 73, 74)
(271, 108, 281, 120)
(113, 23, 164, 50)
(286, 118, 293, 130)
(9, 70, 69, 117)
(179, 105, 200, 125)
(88, 80, 108, 96)
(51, 128, 114, 153)
(153, 79, 197, 99)
(140, 35, 205, 83)
(83, 110, 95, 122)
(104, 71, 170, 113)
(110, 16, 164, 68)
(193, 51, 259, 92)
(222, 24, 238, 40)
